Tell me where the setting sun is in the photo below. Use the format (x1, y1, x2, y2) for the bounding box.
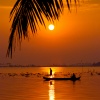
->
(48, 24, 54, 30)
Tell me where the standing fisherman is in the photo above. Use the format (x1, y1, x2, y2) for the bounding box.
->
(50, 68, 52, 76)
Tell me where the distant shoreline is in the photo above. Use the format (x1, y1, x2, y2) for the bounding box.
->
(0, 62, 100, 67)
(0, 65, 100, 67)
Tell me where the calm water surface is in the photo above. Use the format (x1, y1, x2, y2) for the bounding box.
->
(0, 67, 100, 100)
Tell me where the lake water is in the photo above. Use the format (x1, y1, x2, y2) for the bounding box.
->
(0, 67, 100, 100)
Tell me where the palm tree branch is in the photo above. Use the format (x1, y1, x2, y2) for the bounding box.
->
(7, 0, 78, 57)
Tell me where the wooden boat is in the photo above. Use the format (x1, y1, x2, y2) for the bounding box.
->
(43, 76, 80, 81)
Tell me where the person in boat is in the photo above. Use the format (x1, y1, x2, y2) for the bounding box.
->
(50, 68, 52, 76)
(71, 73, 76, 79)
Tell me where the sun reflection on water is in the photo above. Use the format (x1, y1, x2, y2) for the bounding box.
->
(49, 81, 55, 100)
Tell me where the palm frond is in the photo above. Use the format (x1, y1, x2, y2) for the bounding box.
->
(7, 0, 78, 57)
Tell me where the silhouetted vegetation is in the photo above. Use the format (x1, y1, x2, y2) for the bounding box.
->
(6, 0, 79, 57)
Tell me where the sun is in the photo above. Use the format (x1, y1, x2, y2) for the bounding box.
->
(48, 24, 54, 30)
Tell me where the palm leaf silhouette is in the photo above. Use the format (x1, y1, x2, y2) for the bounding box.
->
(7, 0, 78, 57)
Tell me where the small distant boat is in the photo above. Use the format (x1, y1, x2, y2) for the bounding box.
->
(43, 76, 80, 81)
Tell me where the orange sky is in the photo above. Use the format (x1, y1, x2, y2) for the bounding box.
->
(0, 0, 100, 65)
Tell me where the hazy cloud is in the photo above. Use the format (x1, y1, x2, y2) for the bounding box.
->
(89, 0, 100, 4)
(0, 6, 12, 9)
(64, 0, 100, 11)
(72, 0, 100, 11)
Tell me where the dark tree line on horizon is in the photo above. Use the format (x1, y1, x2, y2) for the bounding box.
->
(1, 62, 100, 67)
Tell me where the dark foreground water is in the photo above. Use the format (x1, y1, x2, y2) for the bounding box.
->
(0, 67, 100, 100)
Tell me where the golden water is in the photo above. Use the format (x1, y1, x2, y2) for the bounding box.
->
(0, 67, 100, 100)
